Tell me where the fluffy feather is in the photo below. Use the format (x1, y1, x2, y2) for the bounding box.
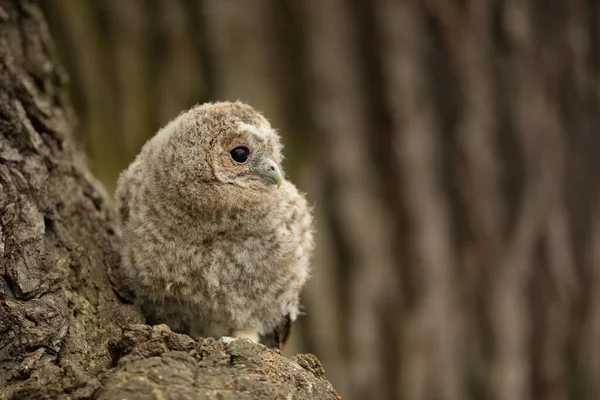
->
(115, 101, 314, 344)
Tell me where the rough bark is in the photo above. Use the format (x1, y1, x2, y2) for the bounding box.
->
(13, 324, 339, 400)
(0, 1, 339, 399)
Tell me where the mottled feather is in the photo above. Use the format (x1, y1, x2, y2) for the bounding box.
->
(115, 101, 314, 346)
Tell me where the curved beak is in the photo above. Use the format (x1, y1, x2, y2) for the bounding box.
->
(261, 159, 283, 188)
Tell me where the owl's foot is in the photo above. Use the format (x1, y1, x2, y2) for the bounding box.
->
(232, 328, 260, 343)
(219, 329, 259, 344)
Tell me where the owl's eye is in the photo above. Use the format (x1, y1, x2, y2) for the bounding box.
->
(230, 146, 250, 164)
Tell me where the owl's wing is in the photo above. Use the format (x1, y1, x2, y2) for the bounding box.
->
(260, 314, 292, 349)
(115, 165, 137, 225)
(110, 166, 139, 304)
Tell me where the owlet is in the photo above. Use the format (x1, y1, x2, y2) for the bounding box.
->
(115, 101, 314, 346)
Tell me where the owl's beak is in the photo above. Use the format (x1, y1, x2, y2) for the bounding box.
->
(261, 159, 283, 188)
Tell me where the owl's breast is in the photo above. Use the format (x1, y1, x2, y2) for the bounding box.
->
(125, 181, 313, 334)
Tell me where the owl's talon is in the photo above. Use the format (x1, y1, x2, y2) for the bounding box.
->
(232, 328, 260, 343)
(220, 336, 237, 344)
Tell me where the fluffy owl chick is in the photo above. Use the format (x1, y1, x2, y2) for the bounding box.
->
(115, 101, 313, 345)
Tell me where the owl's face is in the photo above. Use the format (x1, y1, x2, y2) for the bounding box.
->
(212, 119, 284, 190)
(159, 102, 285, 203)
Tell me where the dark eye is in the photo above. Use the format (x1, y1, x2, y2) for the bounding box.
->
(230, 146, 250, 164)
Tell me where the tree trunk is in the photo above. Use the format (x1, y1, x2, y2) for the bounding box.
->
(0, 1, 339, 399)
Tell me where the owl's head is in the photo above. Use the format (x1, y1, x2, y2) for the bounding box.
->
(151, 102, 285, 208)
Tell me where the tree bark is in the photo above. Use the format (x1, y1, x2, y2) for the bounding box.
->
(0, 1, 339, 399)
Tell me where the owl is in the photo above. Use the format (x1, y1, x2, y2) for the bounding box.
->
(115, 101, 314, 347)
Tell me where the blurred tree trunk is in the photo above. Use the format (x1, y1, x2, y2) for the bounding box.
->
(0, 1, 339, 399)
(43, 0, 600, 399)
(367, 2, 600, 399)
(298, 1, 600, 399)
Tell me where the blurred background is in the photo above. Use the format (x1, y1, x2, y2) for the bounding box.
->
(42, 1, 600, 399)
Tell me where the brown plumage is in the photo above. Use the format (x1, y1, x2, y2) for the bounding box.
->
(115, 101, 313, 346)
